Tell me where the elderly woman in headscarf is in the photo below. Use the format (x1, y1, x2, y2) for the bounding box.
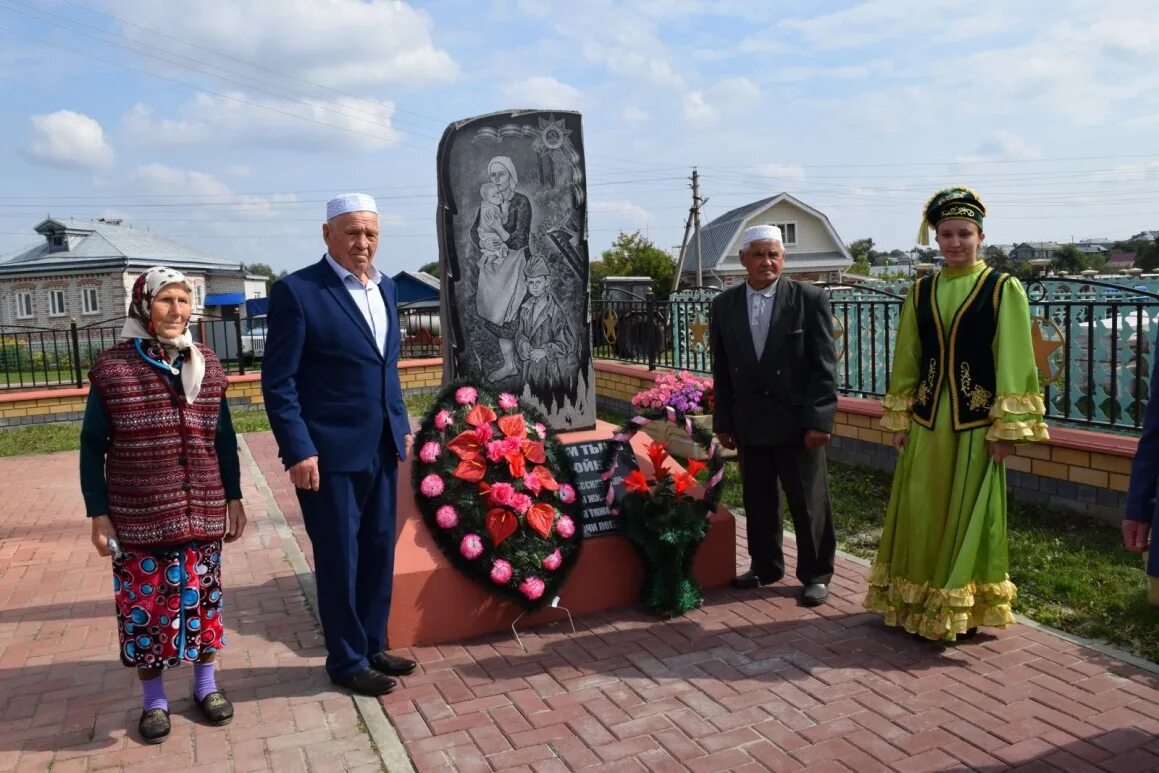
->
(470, 155, 532, 381)
(80, 266, 247, 743)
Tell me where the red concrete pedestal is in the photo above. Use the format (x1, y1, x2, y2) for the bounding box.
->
(387, 420, 736, 648)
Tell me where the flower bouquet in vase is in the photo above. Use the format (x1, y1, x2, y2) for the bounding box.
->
(632, 371, 732, 460)
(619, 439, 717, 617)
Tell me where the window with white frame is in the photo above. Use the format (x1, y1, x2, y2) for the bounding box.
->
(770, 222, 798, 246)
(194, 283, 204, 308)
(82, 287, 100, 315)
(48, 289, 66, 316)
(15, 291, 33, 319)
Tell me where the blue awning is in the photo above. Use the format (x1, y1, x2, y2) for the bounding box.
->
(245, 297, 269, 317)
(205, 292, 245, 305)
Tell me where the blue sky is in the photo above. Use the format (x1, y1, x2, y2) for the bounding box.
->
(2, 0, 1158, 274)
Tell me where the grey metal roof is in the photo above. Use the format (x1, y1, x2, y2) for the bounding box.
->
(0, 218, 242, 276)
(678, 193, 851, 273)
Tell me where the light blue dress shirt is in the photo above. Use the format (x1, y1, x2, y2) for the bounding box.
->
(745, 279, 777, 358)
(324, 253, 388, 356)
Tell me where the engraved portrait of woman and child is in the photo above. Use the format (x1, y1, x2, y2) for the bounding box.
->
(468, 155, 576, 391)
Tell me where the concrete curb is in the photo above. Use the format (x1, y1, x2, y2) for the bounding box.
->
(239, 436, 416, 773)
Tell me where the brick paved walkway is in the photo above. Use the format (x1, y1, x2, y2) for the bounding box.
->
(4, 432, 1159, 772)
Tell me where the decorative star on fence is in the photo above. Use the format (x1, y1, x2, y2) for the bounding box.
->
(1031, 317, 1064, 386)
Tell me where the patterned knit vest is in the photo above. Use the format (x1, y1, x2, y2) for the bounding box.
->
(88, 341, 228, 547)
(911, 267, 1009, 431)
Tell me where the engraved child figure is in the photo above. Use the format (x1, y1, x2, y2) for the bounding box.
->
(477, 182, 511, 275)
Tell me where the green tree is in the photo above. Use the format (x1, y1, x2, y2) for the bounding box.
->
(1136, 238, 1159, 272)
(598, 231, 676, 299)
(847, 257, 871, 276)
(1052, 245, 1086, 274)
(847, 237, 879, 265)
(242, 262, 287, 293)
(418, 260, 441, 278)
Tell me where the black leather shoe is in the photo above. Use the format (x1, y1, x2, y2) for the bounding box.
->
(958, 627, 979, 640)
(730, 570, 781, 590)
(369, 651, 417, 676)
(331, 667, 397, 696)
(801, 583, 829, 606)
(138, 708, 170, 744)
(195, 691, 234, 726)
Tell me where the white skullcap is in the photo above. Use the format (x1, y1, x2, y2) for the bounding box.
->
(326, 193, 378, 221)
(739, 224, 782, 250)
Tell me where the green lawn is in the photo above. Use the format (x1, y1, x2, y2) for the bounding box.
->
(4, 400, 1155, 663)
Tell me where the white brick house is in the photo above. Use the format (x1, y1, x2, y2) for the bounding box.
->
(0, 218, 266, 329)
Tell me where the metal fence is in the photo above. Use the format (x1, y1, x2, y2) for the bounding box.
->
(0, 307, 442, 390)
(593, 278, 1159, 433)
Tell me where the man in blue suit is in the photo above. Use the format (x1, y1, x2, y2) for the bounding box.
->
(262, 193, 416, 695)
(1124, 327, 1159, 607)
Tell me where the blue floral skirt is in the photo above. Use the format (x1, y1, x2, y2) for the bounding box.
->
(112, 540, 225, 669)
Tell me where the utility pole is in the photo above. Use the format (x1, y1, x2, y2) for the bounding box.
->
(692, 167, 704, 287)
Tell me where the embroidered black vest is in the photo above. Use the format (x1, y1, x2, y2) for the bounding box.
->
(910, 267, 1009, 431)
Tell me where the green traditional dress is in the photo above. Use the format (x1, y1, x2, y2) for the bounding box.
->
(864, 259, 1048, 641)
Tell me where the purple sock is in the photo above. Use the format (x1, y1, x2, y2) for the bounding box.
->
(193, 662, 218, 702)
(141, 673, 167, 713)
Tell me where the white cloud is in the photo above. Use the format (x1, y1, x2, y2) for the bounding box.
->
(123, 92, 399, 151)
(113, 0, 458, 89)
(753, 164, 807, 182)
(24, 110, 114, 171)
(132, 163, 299, 216)
(955, 131, 1040, 163)
(620, 106, 649, 124)
(682, 91, 717, 125)
(226, 164, 253, 178)
(590, 199, 651, 229)
(501, 76, 583, 110)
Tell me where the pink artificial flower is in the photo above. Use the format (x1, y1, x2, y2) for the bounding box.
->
(475, 423, 494, 443)
(503, 436, 522, 454)
(556, 515, 576, 539)
(520, 577, 546, 600)
(490, 559, 513, 584)
(434, 409, 454, 430)
(522, 471, 543, 496)
(460, 533, 483, 560)
(419, 441, 441, 464)
(510, 493, 533, 515)
(498, 392, 518, 411)
(485, 440, 506, 462)
(455, 386, 477, 405)
(435, 505, 459, 529)
(558, 484, 576, 504)
(489, 481, 515, 507)
(542, 549, 562, 571)
(419, 474, 444, 498)
(534, 422, 547, 438)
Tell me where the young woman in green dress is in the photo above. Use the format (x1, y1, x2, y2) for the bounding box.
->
(863, 187, 1049, 642)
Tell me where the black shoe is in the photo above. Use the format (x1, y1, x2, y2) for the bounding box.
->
(331, 667, 397, 696)
(801, 583, 829, 607)
(369, 651, 417, 677)
(958, 627, 979, 640)
(195, 691, 234, 726)
(138, 708, 170, 744)
(730, 570, 781, 590)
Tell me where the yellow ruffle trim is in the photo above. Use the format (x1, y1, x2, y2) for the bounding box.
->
(989, 392, 1047, 417)
(863, 562, 1017, 641)
(879, 393, 912, 431)
(986, 419, 1050, 443)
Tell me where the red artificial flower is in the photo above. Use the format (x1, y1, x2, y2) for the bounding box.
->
(497, 413, 527, 439)
(531, 465, 560, 492)
(526, 503, 555, 539)
(446, 429, 484, 460)
(465, 403, 498, 427)
(674, 473, 695, 495)
(452, 457, 487, 482)
(685, 458, 706, 478)
(521, 439, 546, 464)
(624, 469, 651, 494)
(505, 450, 526, 479)
(485, 508, 519, 546)
(645, 441, 670, 478)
